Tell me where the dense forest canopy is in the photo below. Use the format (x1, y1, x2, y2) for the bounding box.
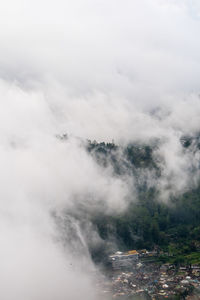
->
(82, 135, 200, 265)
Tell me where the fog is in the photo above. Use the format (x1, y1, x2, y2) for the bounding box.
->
(0, 0, 200, 299)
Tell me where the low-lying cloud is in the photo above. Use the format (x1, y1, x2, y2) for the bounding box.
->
(0, 0, 200, 299)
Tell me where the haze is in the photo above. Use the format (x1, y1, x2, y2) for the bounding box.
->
(0, 1, 200, 299)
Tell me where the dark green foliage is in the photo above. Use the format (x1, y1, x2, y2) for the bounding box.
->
(87, 139, 158, 176)
(86, 138, 200, 264)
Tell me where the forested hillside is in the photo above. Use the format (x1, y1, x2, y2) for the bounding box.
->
(86, 137, 200, 265)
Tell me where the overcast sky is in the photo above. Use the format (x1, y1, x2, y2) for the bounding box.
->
(0, 0, 200, 141)
(0, 0, 200, 97)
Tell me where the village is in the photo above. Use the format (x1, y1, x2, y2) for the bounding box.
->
(97, 250, 200, 299)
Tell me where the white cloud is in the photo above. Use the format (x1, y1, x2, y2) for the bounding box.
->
(0, 1, 200, 298)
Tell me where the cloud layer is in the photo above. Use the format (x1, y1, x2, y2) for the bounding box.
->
(0, 0, 200, 299)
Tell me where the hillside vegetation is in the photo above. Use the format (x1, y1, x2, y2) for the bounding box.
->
(86, 136, 200, 265)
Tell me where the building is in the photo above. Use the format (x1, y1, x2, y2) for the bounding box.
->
(109, 250, 139, 269)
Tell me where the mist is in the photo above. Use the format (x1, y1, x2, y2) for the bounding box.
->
(0, 0, 200, 299)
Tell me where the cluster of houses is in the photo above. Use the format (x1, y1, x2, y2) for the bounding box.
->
(109, 249, 158, 269)
(109, 250, 139, 269)
(105, 249, 200, 299)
